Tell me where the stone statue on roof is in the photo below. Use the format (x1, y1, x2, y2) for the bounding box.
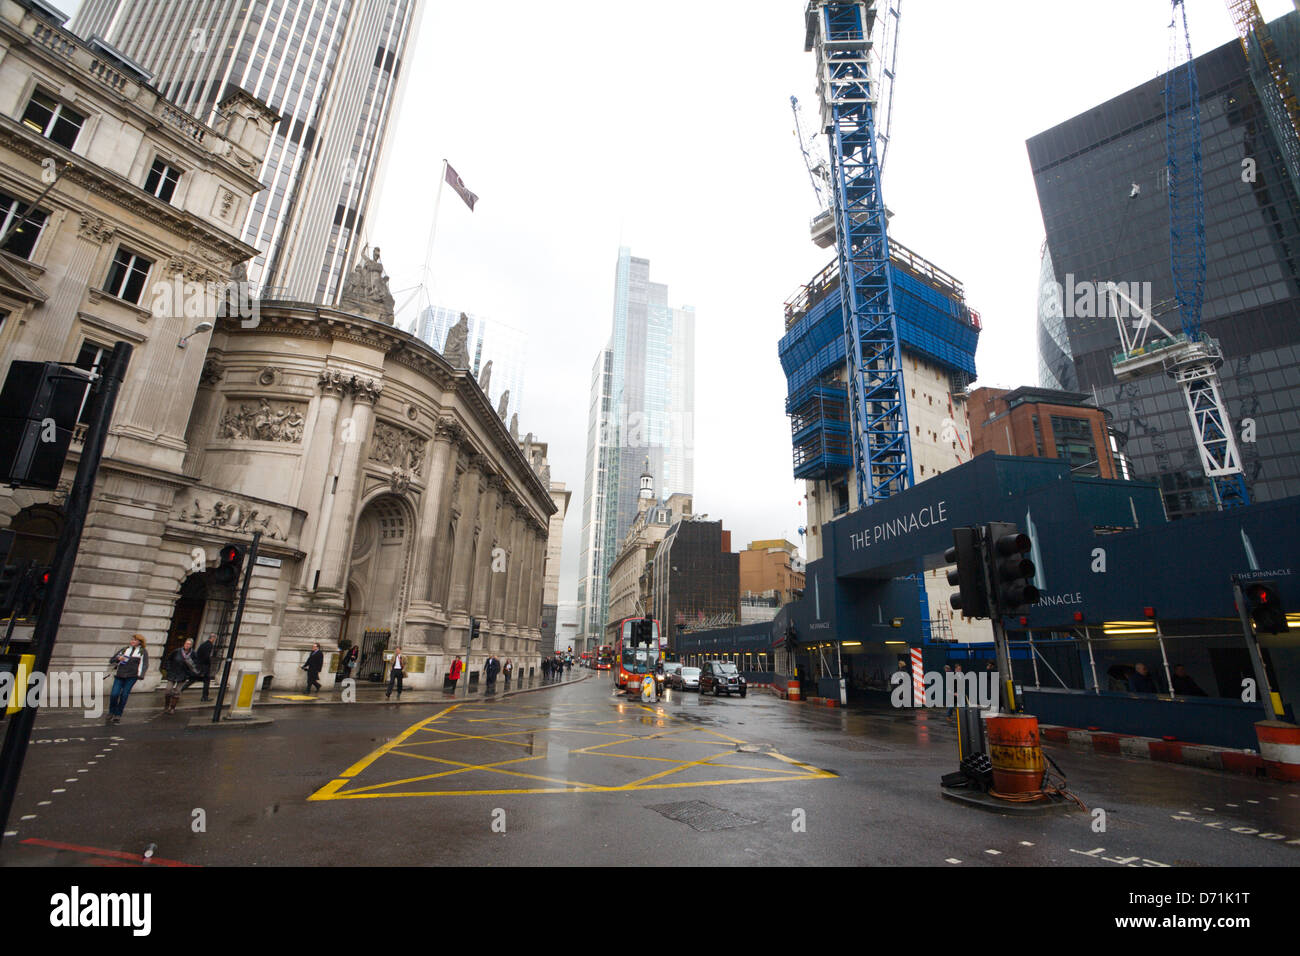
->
(340, 245, 395, 325)
(442, 312, 470, 368)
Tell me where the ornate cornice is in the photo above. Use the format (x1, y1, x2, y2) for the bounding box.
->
(435, 416, 465, 446)
(351, 378, 383, 405)
(0, 119, 257, 262)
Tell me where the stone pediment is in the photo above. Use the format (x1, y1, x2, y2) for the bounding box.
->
(0, 255, 47, 304)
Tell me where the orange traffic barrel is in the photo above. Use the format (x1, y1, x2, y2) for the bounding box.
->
(987, 714, 1044, 794)
(1256, 721, 1300, 782)
(787, 680, 801, 701)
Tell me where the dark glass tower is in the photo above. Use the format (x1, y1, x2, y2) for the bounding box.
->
(1028, 12, 1300, 518)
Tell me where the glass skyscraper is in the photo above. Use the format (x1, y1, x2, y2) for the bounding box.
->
(71, 0, 424, 304)
(577, 248, 695, 643)
(1029, 11, 1300, 518)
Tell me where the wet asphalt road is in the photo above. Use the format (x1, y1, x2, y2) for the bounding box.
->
(2, 673, 1298, 867)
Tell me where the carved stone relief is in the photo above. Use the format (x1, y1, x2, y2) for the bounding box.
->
(218, 398, 306, 442)
(174, 496, 288, 540)
(369, 421, 427, 476)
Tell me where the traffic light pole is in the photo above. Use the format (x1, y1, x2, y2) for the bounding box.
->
(1231, 581, 1281, 721)
(0, 342, 131, 845)
(211, 531, 261, 723)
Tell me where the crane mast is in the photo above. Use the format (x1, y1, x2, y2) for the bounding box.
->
(1112, 1, 1249, 510)
(805, 0, 912, 508)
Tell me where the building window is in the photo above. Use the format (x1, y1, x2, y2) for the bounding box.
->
(1052, 415, 1099, 476)
(0, 192, 48, 259)
(1032, 415, 1044, 456)
(144, 158, 182, 203)
(103, 247, 152, 304)
(21, 90, 86, 150)
(74, 341, 108, 425)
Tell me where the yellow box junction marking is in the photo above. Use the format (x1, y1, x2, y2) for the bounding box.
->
(309, 699, 835, 801)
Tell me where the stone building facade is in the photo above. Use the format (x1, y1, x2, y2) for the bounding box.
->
(0, 2, 553, 690)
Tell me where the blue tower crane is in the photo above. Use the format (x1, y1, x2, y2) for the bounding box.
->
(804, 0, 912, 508)
(1111, 0, 1250, 509)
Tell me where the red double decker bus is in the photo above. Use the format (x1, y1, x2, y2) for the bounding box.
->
(596, 645, 614, 670)
(611, 617, 663, 695)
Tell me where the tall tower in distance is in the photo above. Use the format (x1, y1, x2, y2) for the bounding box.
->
(71, 0, 425, 304)
(577, 248, 694, 647)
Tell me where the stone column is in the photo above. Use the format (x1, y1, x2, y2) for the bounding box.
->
(409, 418, 461, 605)
(446, 452, 482, 613)
(181, 359, 226, 476)
(297, 371, 348, 589)
(317, 378, 381, 593)
(470, 465, 496, 620)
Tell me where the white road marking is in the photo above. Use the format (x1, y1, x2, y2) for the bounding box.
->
(946, 858, 962, 864)
(1020, 841, 1035, 846)
(20, 815, 35, 820)
(37, 801, 51, 806)
(51, 789, 64, 793)
(985, 849, 1001, 855)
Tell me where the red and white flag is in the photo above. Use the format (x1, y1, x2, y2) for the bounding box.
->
(445, 162, 478, 211)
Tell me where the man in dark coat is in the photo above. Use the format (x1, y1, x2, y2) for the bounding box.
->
(1171, 665, 1208, 697)
(1128, 662, 1159, 693)
(303, 643, 325, 692)
(193, 633, 216, 700)
(485, 653, 501, 693)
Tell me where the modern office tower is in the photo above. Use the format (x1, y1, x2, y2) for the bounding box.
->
(71, 0, 424, 304)
(414, 306, 526, 422)
(576, 248, 695, 645)
(1029, 11, 1300, 519)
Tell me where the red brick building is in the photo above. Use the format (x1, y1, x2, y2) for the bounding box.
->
(968, 386, 1120, 479)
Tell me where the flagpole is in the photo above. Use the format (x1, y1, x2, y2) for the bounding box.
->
(422, 159, 447, 288)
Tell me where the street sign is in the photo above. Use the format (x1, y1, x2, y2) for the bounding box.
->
(255, 555, 282, 568)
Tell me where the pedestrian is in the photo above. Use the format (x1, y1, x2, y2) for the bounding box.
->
(485, 652, 501, 693)
(334, 642, 351, 686)
(542, 657, 551, 682)
(163, 637, 200, 715)
(446, 655, 463, 693)
(344, 645, 359, 683)
(193, 633, 216, 701)
(303, 642, 325, 692)
(1128, 662, 1159, 693)
(1170, 664, 1207, 697)
(107, 634, 148, 725)
(385, 646, 406, 699)
(503, 658, 513, 687)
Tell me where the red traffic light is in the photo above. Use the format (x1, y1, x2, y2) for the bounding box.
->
(220, 545, 241, 564)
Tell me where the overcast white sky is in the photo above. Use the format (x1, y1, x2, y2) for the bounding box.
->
(367, 0, 1297, 607)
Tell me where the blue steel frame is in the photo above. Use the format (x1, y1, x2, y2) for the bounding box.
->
(1165, 0, 1250, 509)
(815, 1, 914, 508)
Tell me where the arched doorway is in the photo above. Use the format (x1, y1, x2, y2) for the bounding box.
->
(163, 571, 234, 674)
(346, 495, 415, 680)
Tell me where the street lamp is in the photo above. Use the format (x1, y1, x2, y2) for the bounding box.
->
(177, 321, 214, 349)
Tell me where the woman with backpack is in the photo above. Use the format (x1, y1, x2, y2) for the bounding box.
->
(107, 634, 148, 724)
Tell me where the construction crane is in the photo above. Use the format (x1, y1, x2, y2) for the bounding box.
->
(804, 0, 912, 508)
(1109, 0, 1249, 509)
(793, 1, 901, 250)
(1225, 0, 1300, 202)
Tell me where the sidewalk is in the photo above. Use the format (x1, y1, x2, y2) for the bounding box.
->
(176, 669, 593, 713)
(29, 670, 594, 730)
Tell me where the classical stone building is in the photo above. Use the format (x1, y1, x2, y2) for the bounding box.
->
(0, 2, 554, 691)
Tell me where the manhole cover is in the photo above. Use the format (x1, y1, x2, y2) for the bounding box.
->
(647, 800, 759, 832)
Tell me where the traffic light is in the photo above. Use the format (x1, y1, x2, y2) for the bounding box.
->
(0, 361, 91, 489)
(945, 526, 989, 619)
(0, 564, 48, 619)
(29, 567, 50, 616)
(986, 521, 1039, 616)
(469, 616, 481, 643)
(215, 543, 244, 586)
(1244, 581, 1288, 634)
